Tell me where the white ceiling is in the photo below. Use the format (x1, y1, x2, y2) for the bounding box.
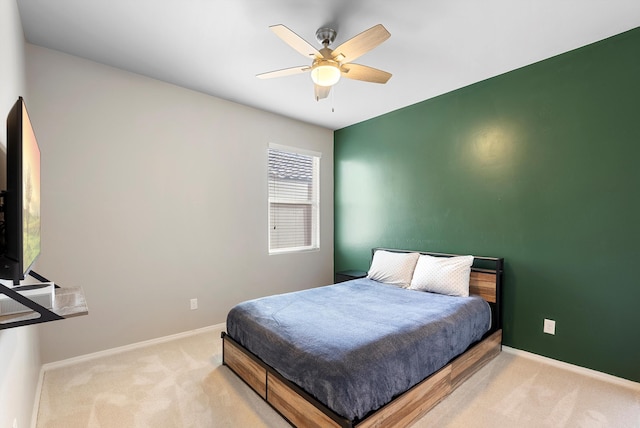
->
(17, 0, 640, 130)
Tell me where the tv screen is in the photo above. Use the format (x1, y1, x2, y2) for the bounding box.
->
(20, 101, 41, 273)
(1, 97, 41, 284)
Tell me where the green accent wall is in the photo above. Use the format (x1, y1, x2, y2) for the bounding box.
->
(334, 27, 640, 382)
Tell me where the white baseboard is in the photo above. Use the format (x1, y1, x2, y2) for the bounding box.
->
(41, 322, 225, 371)
(502, 346, 640, 391)
(31, 362, 45, 428)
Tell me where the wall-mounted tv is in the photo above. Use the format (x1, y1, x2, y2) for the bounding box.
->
(0, 97, 41, 284)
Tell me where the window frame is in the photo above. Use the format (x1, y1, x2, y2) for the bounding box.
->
(267, 143, 321, 255)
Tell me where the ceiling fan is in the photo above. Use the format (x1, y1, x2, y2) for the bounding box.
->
(257, 24, 392, 101)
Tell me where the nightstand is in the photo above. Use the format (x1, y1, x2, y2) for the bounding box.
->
(334, 270, 368, 283)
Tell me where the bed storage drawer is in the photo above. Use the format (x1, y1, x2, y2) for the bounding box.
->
(451, 329, 501, 389)
(358, 365, 451, 428)
(267, 372, 342, 428)
(223, 335, 267, 399)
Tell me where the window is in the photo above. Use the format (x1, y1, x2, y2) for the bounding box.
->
(268, 144, 320, 254)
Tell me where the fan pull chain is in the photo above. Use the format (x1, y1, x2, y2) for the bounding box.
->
(331, 86, 335, 113)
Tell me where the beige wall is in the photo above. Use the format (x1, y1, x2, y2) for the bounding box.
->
(0, 2, 42, 428)
(26, 44, 334, 363)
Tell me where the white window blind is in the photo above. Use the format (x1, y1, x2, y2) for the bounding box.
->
(268, 145, 320, 253)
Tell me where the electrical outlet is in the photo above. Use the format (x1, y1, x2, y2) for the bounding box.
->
(190, 298, 198, 310)
(543, 318, 556, 335)
(13, 417, 18, 428)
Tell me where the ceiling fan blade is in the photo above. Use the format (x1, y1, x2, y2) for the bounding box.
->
(314, 84, 331, 101)
(256, 66, 310, 79)
(331, 24, 390, 63)
(270, 24, 321, 59)
(341, 63, 392, 84)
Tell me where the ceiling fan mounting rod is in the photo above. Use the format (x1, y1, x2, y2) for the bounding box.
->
(315, 28, 337, 47)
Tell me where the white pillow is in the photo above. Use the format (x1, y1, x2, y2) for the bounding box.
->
(408, 254, 474, 297)
(367, 250, 420, 288)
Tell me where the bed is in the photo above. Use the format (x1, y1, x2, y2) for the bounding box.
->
(221, 248, 504, 427)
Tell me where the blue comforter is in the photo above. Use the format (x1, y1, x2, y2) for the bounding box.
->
(226, 278, 491, 421)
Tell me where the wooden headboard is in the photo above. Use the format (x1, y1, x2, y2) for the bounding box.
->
(372, 248, 504, 331)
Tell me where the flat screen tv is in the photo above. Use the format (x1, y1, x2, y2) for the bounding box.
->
(1, 97, 41, 284)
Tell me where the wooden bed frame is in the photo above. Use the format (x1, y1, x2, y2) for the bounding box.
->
(221, 249, 504, 428)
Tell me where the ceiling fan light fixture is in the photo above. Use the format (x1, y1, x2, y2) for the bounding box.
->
(310, 61, 341, 87)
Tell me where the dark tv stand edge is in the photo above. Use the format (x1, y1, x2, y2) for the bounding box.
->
(0, 271, 88, 330)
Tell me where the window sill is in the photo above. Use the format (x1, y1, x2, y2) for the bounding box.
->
(269, 247, 320, 255)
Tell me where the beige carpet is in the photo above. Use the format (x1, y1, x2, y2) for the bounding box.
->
(36, 326, 640, 427)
